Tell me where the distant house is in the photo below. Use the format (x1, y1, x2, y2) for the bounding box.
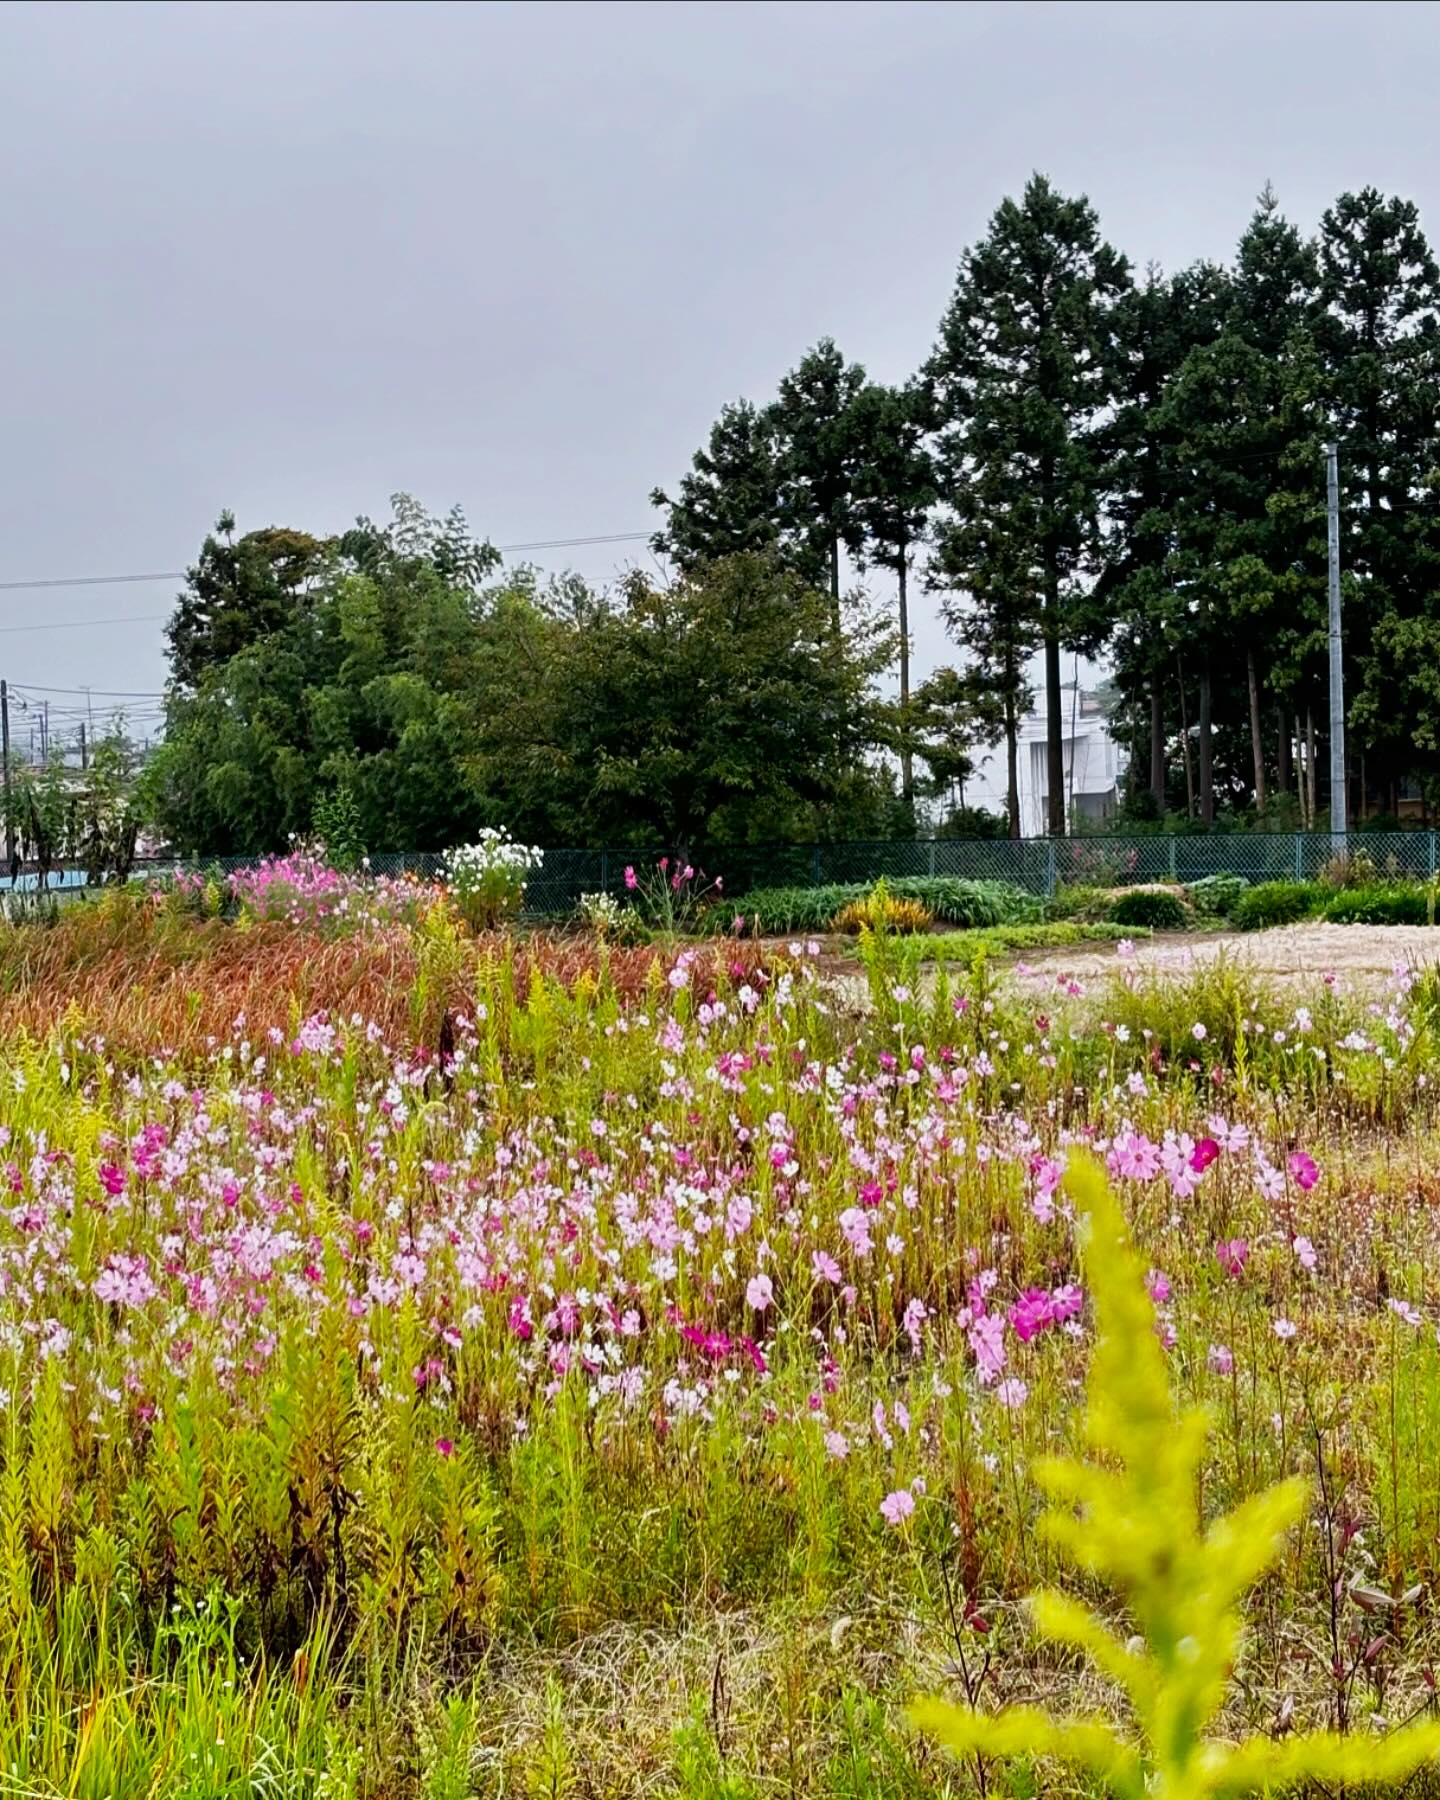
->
(966, 685, 1125, 837)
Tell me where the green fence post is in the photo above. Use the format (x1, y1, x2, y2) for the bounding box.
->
(1045, 839, 1056, 899)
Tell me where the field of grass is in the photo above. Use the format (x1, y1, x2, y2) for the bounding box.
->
(7, 871, 1440, 1794)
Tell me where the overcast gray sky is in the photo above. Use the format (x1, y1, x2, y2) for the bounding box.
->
(2, 0, 1438, 748)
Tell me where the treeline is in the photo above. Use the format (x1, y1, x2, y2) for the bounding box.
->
(149, 175, 1440, 856)
(145, 499, 902, 855)
(652, 177, 1440, 835)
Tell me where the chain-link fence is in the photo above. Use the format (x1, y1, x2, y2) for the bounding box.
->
(6, 832, 1439, 915)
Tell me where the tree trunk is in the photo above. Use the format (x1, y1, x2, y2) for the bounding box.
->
(829, 534, 841, 630)
(1149, 681, 1166, 810)
(1305, 708, 1317, 827)
(897, 552, 913, 813)
(1247, 650, 1266, 814)
(1177, 656, 1195, 819)
(1043, 574, 1065, 837)
(1198, 661, 1214, 825)
(1004, 685, 1021, 841)
(1277, 710, 1291, 799)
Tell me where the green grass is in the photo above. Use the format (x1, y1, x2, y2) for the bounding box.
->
(913, 920, 1144, 966)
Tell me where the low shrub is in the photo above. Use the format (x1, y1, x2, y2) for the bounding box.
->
(1186, 872, 1250, 919)
(730, 875, 1039, 936)
(1233, 879, 1325, 931)
(1043, 883, 1117, 922)
(888, 876, 1042, 928)
(832, 887, 934, 935)
(1321, 881, 1432, 925)
(1109, 885, 1191, 931)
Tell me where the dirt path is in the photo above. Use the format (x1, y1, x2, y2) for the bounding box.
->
(823, 922, 1440, 1008)
(1002, 922, 1440, 992)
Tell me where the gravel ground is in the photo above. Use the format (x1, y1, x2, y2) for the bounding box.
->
(1003, 922, 1440, 992)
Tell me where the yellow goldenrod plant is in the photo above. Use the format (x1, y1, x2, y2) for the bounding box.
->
(912, 1150, 1440, 1800)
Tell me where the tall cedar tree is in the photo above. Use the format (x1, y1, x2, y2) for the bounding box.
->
(847, 380, 939, 812)
(928, 175, 1129, 835)
(928, 489, 1038, 837)
(1318, 189, 1440, 813)
(1097, 261, 1231, 813)
(1155, 191, 1324, 821)
(650, 401, 786, 569)
(769, 338, 868, 612)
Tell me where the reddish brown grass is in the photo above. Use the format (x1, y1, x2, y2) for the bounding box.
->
(0, 910, 778, 1060)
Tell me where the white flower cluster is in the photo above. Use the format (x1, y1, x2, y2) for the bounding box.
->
(444, 828, 544, 928)
(444, 828, 544, 891)
(578, 890, 623, 932)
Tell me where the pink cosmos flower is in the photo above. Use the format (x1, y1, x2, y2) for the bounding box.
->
(811, 1250, 842, 1286)
(1049, 1283, 1084, 1323)
(1273, 1317, 1298, 1341)
(623, 865, 638, 890)
(879, 1488, 916, 1526)
(1293, 1235, 1318, 1272)
(824, 1430, 849, 1460)
(746, 1273, 774, 1312)
(1288, 1151, 1319, 1191)
(995, 1377, 1028, 1409)
(1008, 1288, 1054, 1343)
(98, 1161, 126, 1196)
(1207, 1344, 1234, 1375)
(1146, 1269, 1171, 1304)
(436, 1438, 454, 1458)
(1215, 1238, 1249, 1279)
(1189, 1138, 1220, 1174)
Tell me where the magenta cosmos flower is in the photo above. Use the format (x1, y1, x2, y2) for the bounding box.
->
(1288, 1151, 1319, 1191)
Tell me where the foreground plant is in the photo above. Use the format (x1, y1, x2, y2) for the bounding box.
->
(912, 1150, 1440, 1800)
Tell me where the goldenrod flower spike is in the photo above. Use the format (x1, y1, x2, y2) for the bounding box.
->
(911, 1150, 1440, 1800)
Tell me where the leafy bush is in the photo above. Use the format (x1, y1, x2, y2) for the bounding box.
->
(1233, 879, 1325, 931)
(1186, 872, 1249, 919)
(832, 887, 934, 936)
(1321, 881, 1432, 925)
(731, 875, 1039, 937)
(1044, 883, 1117, 923)
(1108, 885, 1190, 931)
(912, 1152, 1440, 1800)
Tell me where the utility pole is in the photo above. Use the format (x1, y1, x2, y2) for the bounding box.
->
(0, 679, 12, 868)
(79, 721, 88, 771)
(38, 701, 48, 764)
(1325, 443, 1347, 850)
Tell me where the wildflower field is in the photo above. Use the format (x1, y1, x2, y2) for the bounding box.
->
(7, 859, 1440, 1796)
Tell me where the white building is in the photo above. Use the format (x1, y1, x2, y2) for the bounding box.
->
(965, 685, 1126, 837)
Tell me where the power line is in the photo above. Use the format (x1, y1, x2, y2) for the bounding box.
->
(0, 530, 651, 597)
(0, 612, 168, 636)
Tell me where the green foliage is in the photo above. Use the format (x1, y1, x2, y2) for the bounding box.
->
(921, 921, 1141, 967)
(313, 781, 366, 872)
(912, 1151, 1440, 1800)
(1321, 881, 1432, 925)
(1232, 879, 1325, 930)
(1107, 886, 1191, 930)
(1185, 873, 1250, 918)
(731, 876, 1039, 936)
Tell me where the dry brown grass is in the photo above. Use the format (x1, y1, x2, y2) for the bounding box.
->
(0, 905, 780, 1057)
